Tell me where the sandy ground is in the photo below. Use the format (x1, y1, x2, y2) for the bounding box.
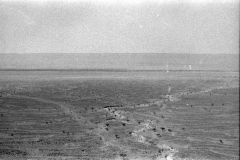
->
(0, 71, 238, 160)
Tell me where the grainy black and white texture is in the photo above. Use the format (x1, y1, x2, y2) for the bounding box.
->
(0, 0, 239, 160)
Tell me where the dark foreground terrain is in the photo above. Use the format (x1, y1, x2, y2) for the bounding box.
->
(0, 71, 239, 160)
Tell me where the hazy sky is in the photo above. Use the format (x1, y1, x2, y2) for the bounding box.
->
(0, 0, 239, 54)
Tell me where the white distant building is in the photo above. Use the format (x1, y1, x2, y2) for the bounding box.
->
(166, 64, 169, 73)
(188, 65, 192, 70)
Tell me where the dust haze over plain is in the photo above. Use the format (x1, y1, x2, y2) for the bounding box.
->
(0, 0, 239, 70)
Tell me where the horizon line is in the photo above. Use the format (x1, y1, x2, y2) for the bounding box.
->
(0, 53, 238, 55)
(0, 68, 238, 72)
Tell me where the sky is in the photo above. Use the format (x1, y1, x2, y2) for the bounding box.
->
(0, 0, 239, 54)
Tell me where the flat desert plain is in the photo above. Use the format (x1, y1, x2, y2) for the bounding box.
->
(0, 71, 239, 160)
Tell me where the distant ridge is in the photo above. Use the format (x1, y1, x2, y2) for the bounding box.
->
(0, 69, 237, 72)
(0, 53, 238, 71)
